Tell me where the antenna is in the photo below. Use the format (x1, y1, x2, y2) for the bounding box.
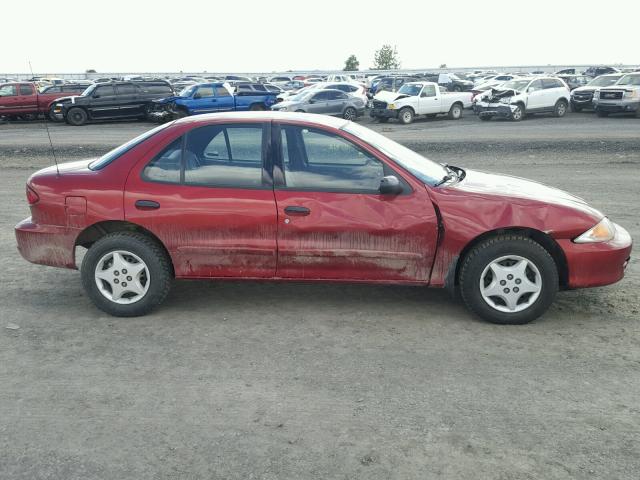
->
(28, 60, 60, 176)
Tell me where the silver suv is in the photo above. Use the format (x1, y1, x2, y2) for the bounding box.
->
(593, 73, 640, 117)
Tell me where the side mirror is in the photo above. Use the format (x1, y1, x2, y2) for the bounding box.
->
(308, 99, 316, 104)
(193, 93, 202, 99)
(379, 175, 403, 195)
(93, 94, 100, 98)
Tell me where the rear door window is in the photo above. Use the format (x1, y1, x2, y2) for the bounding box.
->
(0, 85, 17, 96)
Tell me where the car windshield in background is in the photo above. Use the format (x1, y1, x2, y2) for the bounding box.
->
(500, 79, 530, 92)
(180, 86, 196, 97)
(342, 123, 448, 186)
(449, 73, 461, 80)
(398, 84, 422, 96)
(89, 123, 173, 170)
(617, 75, 640, 86)
(589, 76, 621, 87)
(290, 91, 313, 102)
(81, 84, 96, 96)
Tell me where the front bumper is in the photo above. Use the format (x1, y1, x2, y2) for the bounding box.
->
(15, 217, 78, 269)
(558, 222, 632, 288)
(593, 99, 640, 113)
(475, 103, 513, 118)
(369, 108, 398, 119)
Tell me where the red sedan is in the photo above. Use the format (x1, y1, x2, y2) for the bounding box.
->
(15, 112, 632, 324)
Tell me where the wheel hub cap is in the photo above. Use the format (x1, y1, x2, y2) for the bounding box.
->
(94, 250, 150, 304)
(479, 255, 541, 313)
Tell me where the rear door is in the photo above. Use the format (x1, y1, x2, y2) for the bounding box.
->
(325, 90, 348, 116)
(541, 78, 566, 108)
(115, 83, 142, 117)
(125, 121, 278, 278)
(272, 123, 439, 281)
(16, 84, 38, 114)
(0, 84, 20, 114)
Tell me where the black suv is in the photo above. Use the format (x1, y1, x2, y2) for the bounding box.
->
(53, 80, 174, 125)
(583, 66, 619, 78)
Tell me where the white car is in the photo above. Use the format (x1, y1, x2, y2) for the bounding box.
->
(369, 81, 472, 124)
(474, 77, 570, 121)
(473, 74, 520, 90)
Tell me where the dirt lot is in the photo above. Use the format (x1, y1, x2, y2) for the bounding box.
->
(1, 113, 639, 479)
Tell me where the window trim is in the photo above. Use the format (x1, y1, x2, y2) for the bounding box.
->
(141, 122, 272, 190)
(272, 122, 412, 195)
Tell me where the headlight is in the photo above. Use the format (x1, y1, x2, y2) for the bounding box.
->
(388, 103, 396, 109)
(593, 90, 600, 99)
(624, 90, 637, 98)
(278, 106, 288, 111)
(499, 97, 510, 104)
(574, 217, 616, 243)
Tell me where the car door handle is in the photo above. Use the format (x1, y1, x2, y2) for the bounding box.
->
(135, 200, 160, 210)
(284, 206, 310, 216)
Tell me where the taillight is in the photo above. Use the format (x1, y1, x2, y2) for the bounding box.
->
(26, 184, 39, 205)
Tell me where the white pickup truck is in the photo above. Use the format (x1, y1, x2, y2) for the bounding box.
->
(369, 82, 472, 124)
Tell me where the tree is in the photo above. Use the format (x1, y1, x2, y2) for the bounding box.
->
(439, 63, 447, 69)
(372, 45, 400, 70)
(343, 54, 360, 71)
(85, 69, 96, 73)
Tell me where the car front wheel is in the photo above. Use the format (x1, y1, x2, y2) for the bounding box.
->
(81, 232, 173, 317)
(398, 107, 414, 124)
(66, 107, 88, 126)
(459, 235, 558, 324)
(511, 104, 524, 121)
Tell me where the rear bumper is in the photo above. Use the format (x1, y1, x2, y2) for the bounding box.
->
(15, 217, 77, 269)
(559, 223, 632, 288)
(369, 108, 398, 119)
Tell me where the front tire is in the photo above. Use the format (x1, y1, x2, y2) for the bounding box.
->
(66, 107, 88, 126)
(343, 106, 357, 121)
(81, 232, 173, 317)
(459, 235, 558, 324)
(511, 104, 524, 122)
(398, 107, 414, 124)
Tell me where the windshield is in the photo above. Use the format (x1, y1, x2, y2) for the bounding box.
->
(397, 84, 422, 96)
(342, 123, 448, 186)
(289, 90, 314, 102)
(448, 73, 461, 80)
(179, 85, 196, 97)
(81, 84, 96, 96)
(89, 123, 173, 170)
(588, 75, 621, 87)
(499, 79, 530, 92)
(617, 74, 640, 86)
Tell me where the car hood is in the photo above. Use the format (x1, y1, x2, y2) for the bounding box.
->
(374, 91, 411, 103)
(451, 169, 602, 216)
(572, 86, 596, 93)
(54, 95, 82, 104)
(273, 100, 301, 108)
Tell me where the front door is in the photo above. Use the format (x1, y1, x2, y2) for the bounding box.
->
(273, 123, 439, 282)
(125, 121, 278, 278)
(419, 84, 441, 114)
(115, 83, 142, 118)
(89, 84, 119, 118)
(306, 91, 330, 114)
(525, 79, 545, 111)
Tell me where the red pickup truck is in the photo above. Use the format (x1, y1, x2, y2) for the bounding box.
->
(0, 82, 86, 120)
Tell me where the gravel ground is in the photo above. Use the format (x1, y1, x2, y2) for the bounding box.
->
(1, 112, 639, 479)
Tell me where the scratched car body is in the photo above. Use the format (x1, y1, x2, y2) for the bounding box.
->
(15, 112, 632, 324)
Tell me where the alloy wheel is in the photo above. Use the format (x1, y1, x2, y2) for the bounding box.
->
(94, 250, 150, 304)
(479, 255, 542, 313)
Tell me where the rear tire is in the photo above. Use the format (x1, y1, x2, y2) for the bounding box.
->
(553, 99, 568, 117)
(398, 107, 414, 124)
(81, 232, 173, 317)
(459, 235, 558, 325)
(448, 103, 463, 120)
(66, 107, 88, 126)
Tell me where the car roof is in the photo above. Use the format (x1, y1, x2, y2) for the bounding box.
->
(174, 111, 350, 129)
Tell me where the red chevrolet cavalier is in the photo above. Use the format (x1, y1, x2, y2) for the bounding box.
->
(15, 112, 632, 324)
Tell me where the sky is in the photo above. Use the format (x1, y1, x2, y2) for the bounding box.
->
(3, 0, 639, 74)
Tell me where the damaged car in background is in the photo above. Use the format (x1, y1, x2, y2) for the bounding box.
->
(474, 77, 570, 121)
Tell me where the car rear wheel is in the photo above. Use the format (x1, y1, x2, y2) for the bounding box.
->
(448, 103, 463, 120)
(81, 232, 173, 317)
(48, 105, 60, 121)
(553, 100, 568, 117)
(343, 107, 357, 121)
(459, 235, 558, 324)
(510, 104, 524, 121)
(398, 107, 414, 124)
(66, 107, 88, 126)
